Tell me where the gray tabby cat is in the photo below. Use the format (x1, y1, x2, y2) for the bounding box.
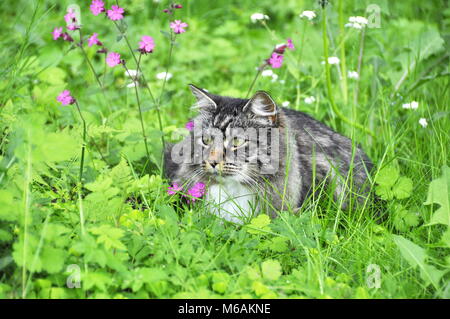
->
(164, 84, 373, 224)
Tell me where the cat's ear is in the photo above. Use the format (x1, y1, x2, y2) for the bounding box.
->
(189, 84, 217, 111)
(243, 91, 278, 122)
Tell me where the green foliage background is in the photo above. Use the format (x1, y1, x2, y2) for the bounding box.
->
(0, 0, 449, 298)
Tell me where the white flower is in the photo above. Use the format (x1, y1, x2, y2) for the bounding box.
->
(349, 16, 368, 25)
(156, 72, 173, 81)
(250, 13, 269, 23)
(345, 22, 363, 29)
(282, 101, 290, 107)
(261, 69, 274, 77)
(127, 82, 136, 88)
(402, 101, 419, 110)
(299, 10, 316, 21)
(261, 69, 278, 82)
(326, 56, 340, 65)
(419, 118, 428, 128)
(346, 16, 368, 30)
(410, 101, 419, 109)
(348, 71, 359, 79)
(304, 96, 316, 104)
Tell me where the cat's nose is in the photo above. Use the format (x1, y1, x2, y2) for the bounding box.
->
(205, 160, 224, 172)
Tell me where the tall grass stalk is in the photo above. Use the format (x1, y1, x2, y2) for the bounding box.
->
(123, 59, 152, 170)
(321, 6, 375, 139)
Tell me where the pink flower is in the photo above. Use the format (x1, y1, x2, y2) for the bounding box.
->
(187, 182, 206, 202)
(106, 52, 121, 67)
(167, 183, 182, 195)
(57, 90, 76, 106)
(107, 5, 124, 21)
(64, 8, 76, 24)
(52, 27, 63, 40)
(170, 20, 188, 34)
(90, 0, 105, 16)
(274, 44, 287, 55)
(268, 53, 283, 68)
(62, 32, 74, 42)
(88, 33, 102, 47)
(287, 38, 295, 50)
(67, 24, 80, 31)
(138, 35, 155, 54)
(185, 121, 194, 131)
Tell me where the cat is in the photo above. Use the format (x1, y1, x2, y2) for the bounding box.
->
(164, 84, 374, 224)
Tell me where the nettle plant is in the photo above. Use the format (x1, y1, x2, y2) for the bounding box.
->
(52, 1, 296, 206)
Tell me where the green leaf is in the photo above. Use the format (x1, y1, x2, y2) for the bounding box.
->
(393, 177, 413, 199)
(84, 272, 111, 291)
(261, 259, 282, 281)
(37, 67, 66, 85)
(41, 247, 66, 273)
(246, 214, 271, 235)
(90, 225, 126, 250)
(211, 272, 230, 294)
(375, 166, 399, 187)
(441, 228, 450, 248)
(269, 237, 289, 252)
(393, 235, 443, 288)
(392, 204, 419, 232)
(252, 281, 270, 297)
(0, 190, 17, 221)
(424, 165, 450, 226)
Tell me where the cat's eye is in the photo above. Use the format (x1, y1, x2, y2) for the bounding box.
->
(202, 136, 213, 146)
(232, 137, 246, 148)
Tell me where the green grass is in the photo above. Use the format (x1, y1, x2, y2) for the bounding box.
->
(0, 0, 449, 298)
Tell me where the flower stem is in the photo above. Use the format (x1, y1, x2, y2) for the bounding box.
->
(321, 6, 375, 138)
(113, 20, 165, 158)
(354, 28, 366, 107)
(338, 0, 348, 104)
(74, 101, 87, 183)
(74, 101, 87, 238)
(77, 29, 112, 114)
(246, 65, 265, 98)
(123, 61, 152, 170)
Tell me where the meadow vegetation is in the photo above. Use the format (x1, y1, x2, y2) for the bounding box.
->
(0, 0, 449, 298)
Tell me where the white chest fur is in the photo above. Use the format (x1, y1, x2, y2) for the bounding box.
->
(206, 179, 257, 224)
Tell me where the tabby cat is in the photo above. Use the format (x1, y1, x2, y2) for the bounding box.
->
(164, 84, 373, 224)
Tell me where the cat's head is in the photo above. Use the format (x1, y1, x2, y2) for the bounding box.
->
(183, 84, 281, 184)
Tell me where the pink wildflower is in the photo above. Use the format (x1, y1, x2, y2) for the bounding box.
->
(274, 44, 287, 55)
(170, 20, 188, 34)
(138, 35, 155, 54)
(167, 183, 182, 195)
(67, 24, 80, 31)
(287, 38, 295, 50)
(88, 33, 102, 47)
(187, 182, 205, 202)
(90, 0, 105, 16)
(268, 53, 283, 68)
(52, 27, 63, 40)
(64, 8, 76, 24)
(57, 90, 76, 106)
(107, 5, 124, 21)
(62, 32, 74, 42)
(185, 121, 194, 131)
(106, 52, 121, 67)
